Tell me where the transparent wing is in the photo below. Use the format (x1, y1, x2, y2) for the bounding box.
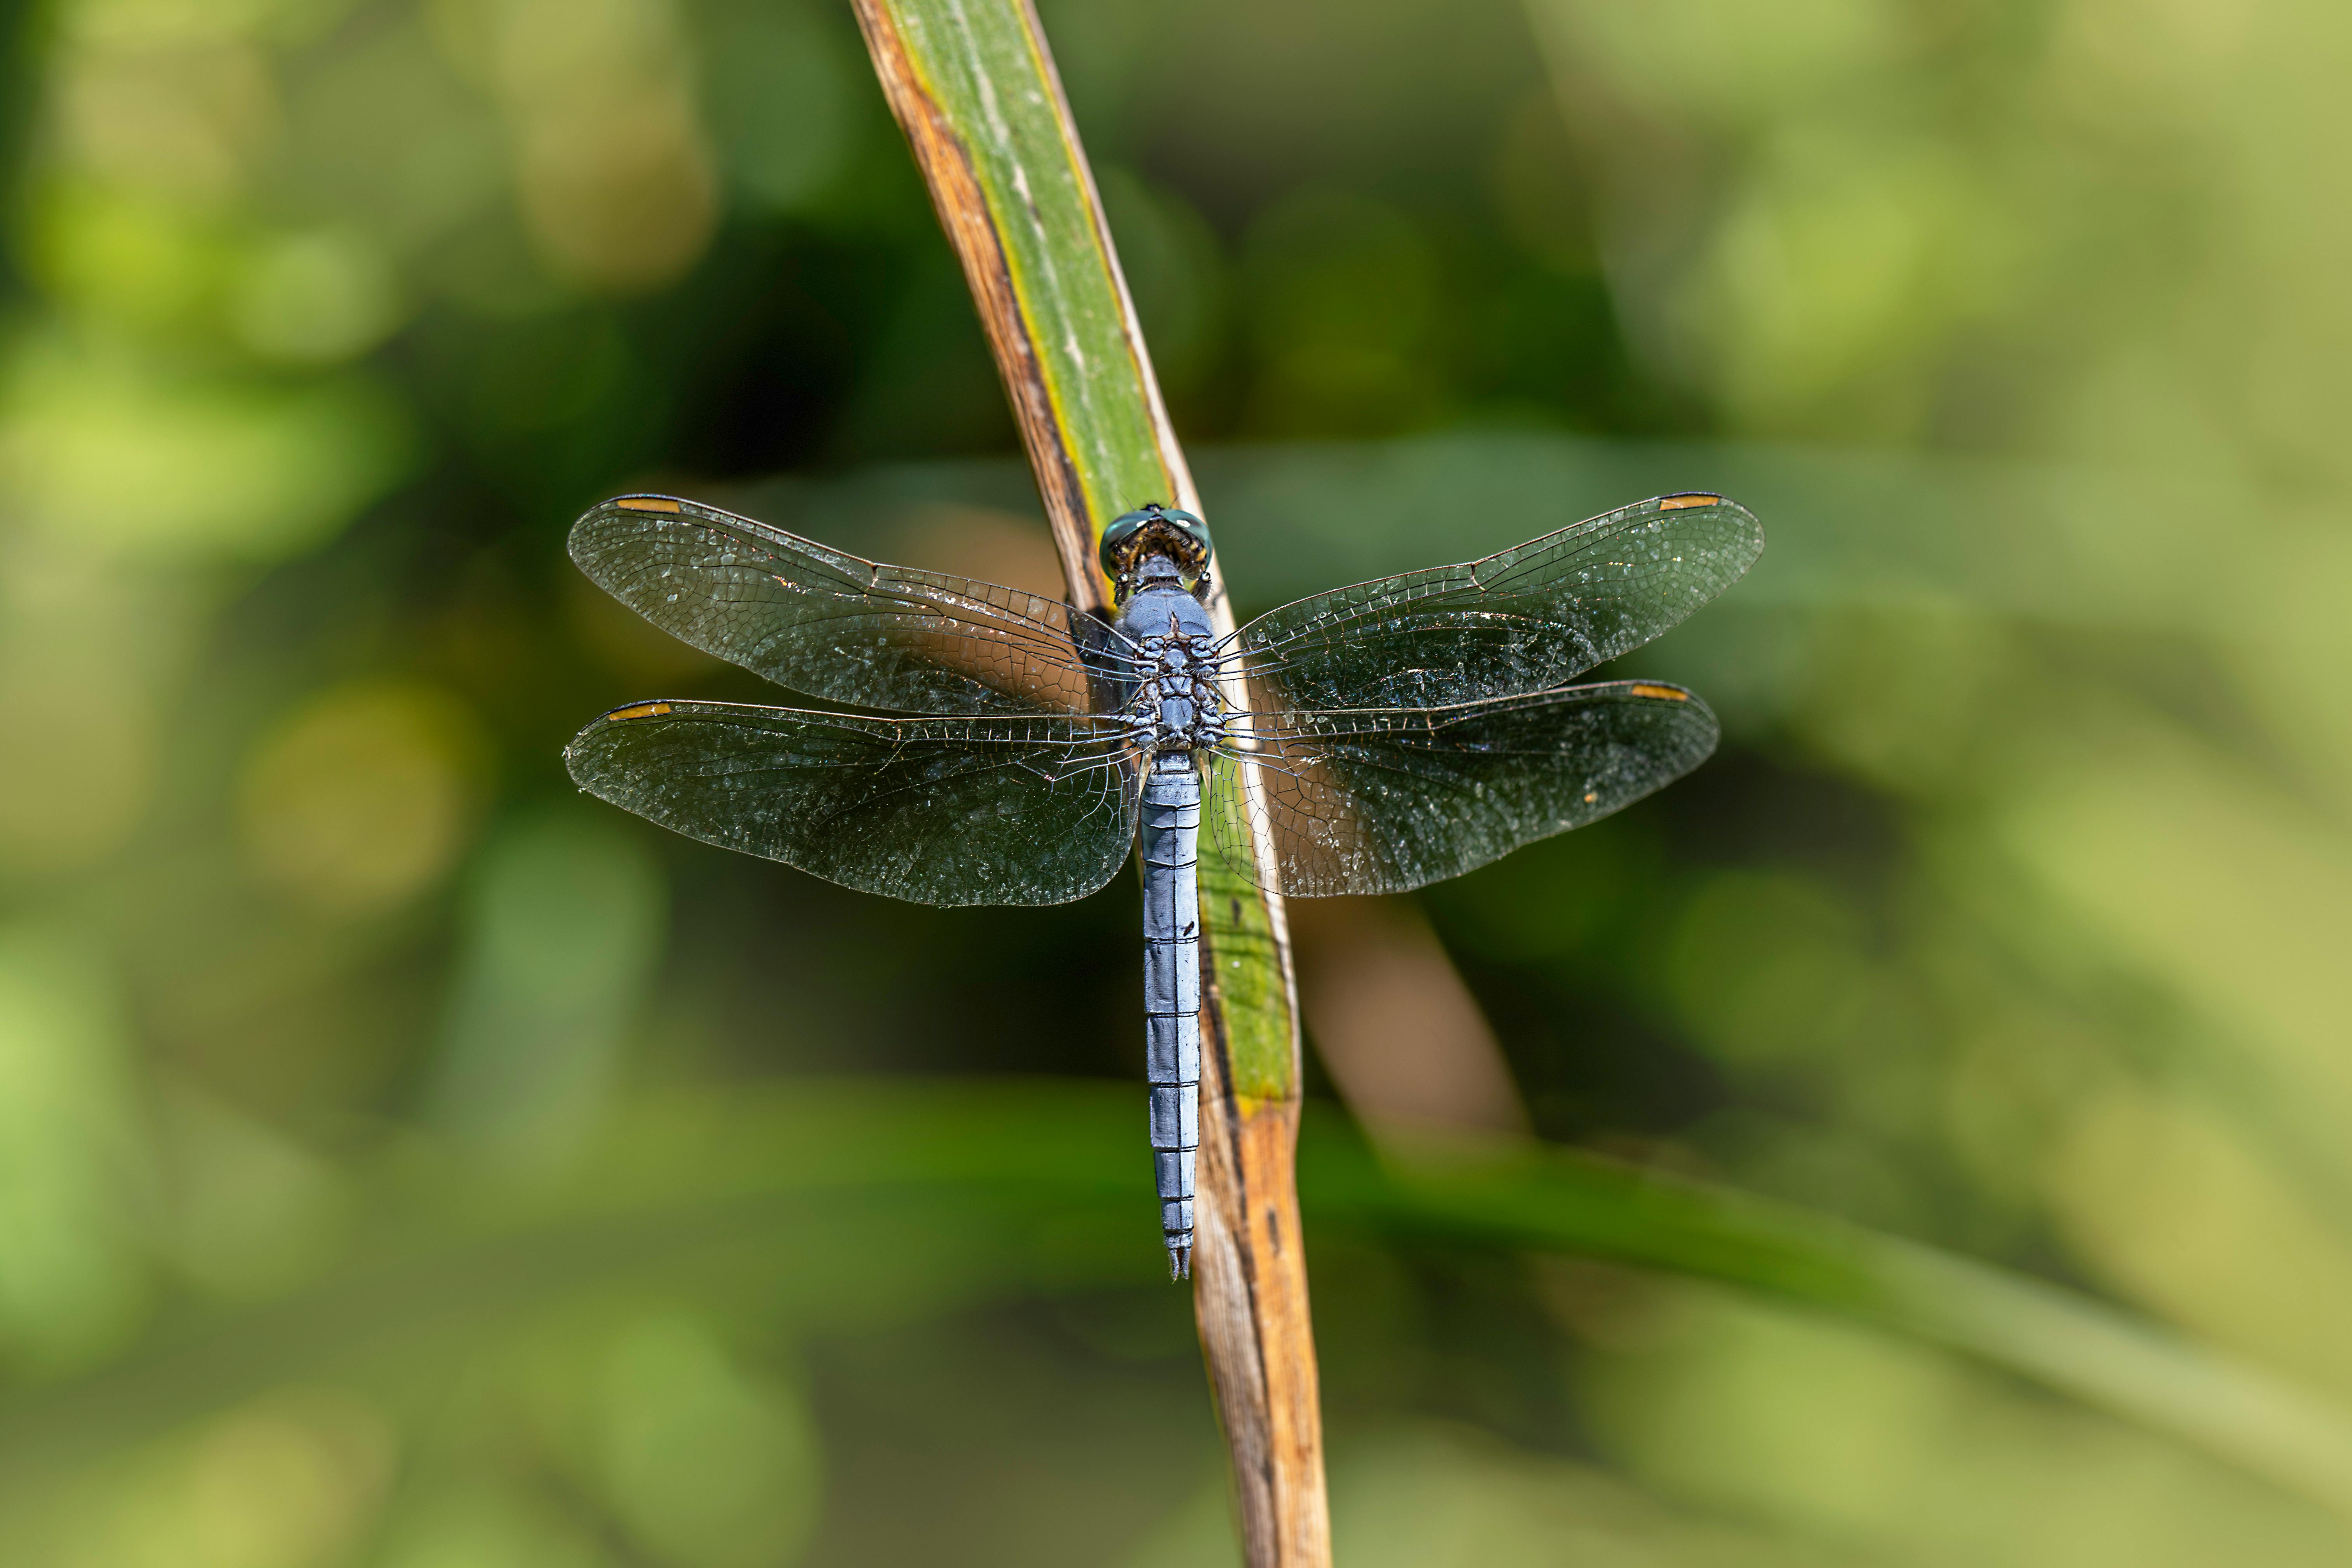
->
(565, 700, 1143, 906)
(1206, 682, 1717, 897)
(570, 495, 1128, 717)
(1231, 494, 1761, 712)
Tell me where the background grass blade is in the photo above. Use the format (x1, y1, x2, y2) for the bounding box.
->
(7, 1081, 2347, 1525)
(1319, 1133, 2352, 1521)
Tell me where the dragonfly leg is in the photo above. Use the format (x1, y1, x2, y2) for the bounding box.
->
(1141, 755, 1202, 1280)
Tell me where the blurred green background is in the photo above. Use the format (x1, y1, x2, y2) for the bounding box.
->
(3, 0, 2350, 1562)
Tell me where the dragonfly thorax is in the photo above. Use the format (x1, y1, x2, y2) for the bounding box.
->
(1114, 574, 1224, 757)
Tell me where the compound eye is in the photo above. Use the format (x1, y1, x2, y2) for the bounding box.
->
(1161, 508, 1211, 562)
(1099, 510, 1147, 576)
(1100, 503, 1214, 575)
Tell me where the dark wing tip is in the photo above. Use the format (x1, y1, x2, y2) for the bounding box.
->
(1602, 673, 1713, 705)
(1644, 491, 1765, 559)
(564, 698, 682, 775)
(578, 696, 758, 730)
(1626, 494, 1766, 613)
(1611, 678, 1721, 759)
(567, 493, 709, 572)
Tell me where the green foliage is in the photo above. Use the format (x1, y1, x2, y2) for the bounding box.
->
(868, 0, 1178, 534)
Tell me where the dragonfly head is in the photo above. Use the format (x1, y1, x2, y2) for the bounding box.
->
(1102, 503, 1212, 602)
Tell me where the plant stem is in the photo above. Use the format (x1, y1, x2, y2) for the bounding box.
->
(845, 2, 1330, 1559)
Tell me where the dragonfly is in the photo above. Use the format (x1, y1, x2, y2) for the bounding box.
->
(564, 488, 1762, 1278)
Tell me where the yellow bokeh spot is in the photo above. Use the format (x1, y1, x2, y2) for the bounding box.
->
(2, 338, 416, 560)
(470, 0, 720, 295)
(0, 680, 155, 876)
(230, 228, 403, 365)
(238, 682, 487, 914)
(180, 1393, 394, 1568)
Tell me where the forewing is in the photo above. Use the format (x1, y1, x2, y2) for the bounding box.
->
(565, 700, 1143, 906)
(1208, 682, 1717, 897)
(1233, 494, 1761, 711)
(570, 496, 1123, 717)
